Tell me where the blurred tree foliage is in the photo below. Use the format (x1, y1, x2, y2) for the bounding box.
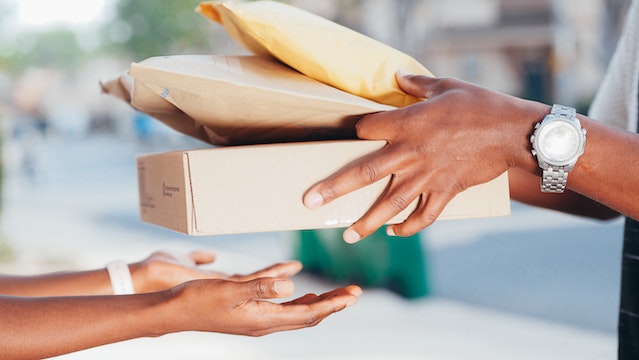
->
(4, 30, 86, 73)
(0, 1, 96, 73)
(0, 0, 226, 73)
(0, 1, 16, 71)
(99, 0, 220, 61)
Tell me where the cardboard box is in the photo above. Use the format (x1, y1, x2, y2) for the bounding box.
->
(137, 140, 510, 235)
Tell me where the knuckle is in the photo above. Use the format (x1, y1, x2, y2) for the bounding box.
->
(356, 163, 379, 184)
(248, 279, 270, 298)
(432, 77, 463, 96)
(419, 210, 439, 227)
(320, 186, 336, 202)
(389, 193, 411, 212)
(304, 312, 322, 327)
(437, 77, 457, 89)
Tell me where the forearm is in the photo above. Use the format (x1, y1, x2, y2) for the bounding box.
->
(0, 269, 114, 296)
(0, 279, 361, 359)
(0, 292, 174, 359)
(568, 117, 639, 219)
(0, 262, 155, 297)
(512, 115, 638, 221)
(0, 255, 361, 359)
(301, 74, 637, 240)
(508, 168, 620, 220)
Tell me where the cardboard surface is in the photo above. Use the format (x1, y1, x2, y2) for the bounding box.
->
(137, 140, 511, 235)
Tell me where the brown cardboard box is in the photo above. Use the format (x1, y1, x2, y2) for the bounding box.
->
(137, 140, 510, 235)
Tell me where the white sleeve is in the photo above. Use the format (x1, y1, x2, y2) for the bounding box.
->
(588, 0, 639, 133)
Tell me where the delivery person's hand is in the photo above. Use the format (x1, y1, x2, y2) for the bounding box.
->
(303, 72, 547, 243)
(130, 250, 304, 293)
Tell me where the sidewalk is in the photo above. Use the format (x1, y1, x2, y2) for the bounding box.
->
(0, 134, 618, 359)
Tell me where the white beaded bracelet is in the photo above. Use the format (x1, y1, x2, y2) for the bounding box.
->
(106, 261, 135, 295)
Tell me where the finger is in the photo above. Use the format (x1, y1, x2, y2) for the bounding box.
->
(253, 286, 362, 335)
(313, 285, 363, 302)
(387, 191, 456, 237)
(238, 278, 295, 300)
(284, 293, 319, 305)
(395, 72, 455, 100)
(284, 285, 362, 306)
(342, 174, 424, 243)
(188, 250, 216, 266)
(353, 107, 404, 140)
(303, 146, 401, 210)
(240, 261, 303, 280)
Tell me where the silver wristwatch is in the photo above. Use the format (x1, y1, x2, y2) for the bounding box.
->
(530, 104, 587, 193)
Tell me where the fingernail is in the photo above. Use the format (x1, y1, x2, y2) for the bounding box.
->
(350, 286, 363, 297)
(343, 228, 361, 244)
(304, 192, 323, 210)
(386, 227, 397, 237)
(396, 70, 410, 77)
(274, 279, 294, 295)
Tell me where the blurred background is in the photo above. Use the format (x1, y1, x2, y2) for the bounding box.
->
(0, 0, 632, 359)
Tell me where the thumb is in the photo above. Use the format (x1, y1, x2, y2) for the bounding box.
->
(242, 278, 295, 300)
(395, 71, 437, 99)
(188, 250, 216, 265)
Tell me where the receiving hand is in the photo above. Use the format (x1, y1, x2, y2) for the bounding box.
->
(170, 278, 361, 336)
(131, 250, 304, 293)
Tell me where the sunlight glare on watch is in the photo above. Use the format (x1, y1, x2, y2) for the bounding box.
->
(540, 121, 580, 162)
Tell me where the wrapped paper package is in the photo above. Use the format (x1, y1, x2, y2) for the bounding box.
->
(197, 0, 433, 107)
(99, 1, 511, 239)
(103, 1, 436, 145)
(102, 55, 393, 145)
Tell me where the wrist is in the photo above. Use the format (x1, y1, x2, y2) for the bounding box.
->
(153, 284, 193, 334)
(127, 290, 180, 338)
(529, 104, 587, 193)
(127, 261, 154, 294)
(106, 261, 135, 295)
(509, 100, 551, 173)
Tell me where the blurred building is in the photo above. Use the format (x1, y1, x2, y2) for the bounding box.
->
(3, 0, 630, 139)
(293, 0, 631, 111)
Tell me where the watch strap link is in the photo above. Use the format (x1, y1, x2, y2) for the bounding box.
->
(550, 104, 576, 119)
(541, 167, 568, 193)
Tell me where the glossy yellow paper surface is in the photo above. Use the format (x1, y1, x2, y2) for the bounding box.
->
(197, 0, 434, 107)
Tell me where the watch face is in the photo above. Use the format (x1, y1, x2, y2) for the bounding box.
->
(536, 120, 583, 165)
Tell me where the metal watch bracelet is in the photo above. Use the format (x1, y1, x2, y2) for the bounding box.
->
(541, 166, 568, 193)
(541, 105, 576, 193)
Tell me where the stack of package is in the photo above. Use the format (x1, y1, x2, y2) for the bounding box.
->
(102, 0, 512, 299)
(102, 0, 510, 237)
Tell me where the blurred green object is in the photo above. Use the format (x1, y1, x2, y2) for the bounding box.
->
(293, 226, 429, 299)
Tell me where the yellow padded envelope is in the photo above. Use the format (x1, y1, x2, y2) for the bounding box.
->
(197, 0, 434, 108)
